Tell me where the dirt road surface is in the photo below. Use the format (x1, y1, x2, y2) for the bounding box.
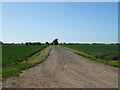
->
(3, 45, 118, 88)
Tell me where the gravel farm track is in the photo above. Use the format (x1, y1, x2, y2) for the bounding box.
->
(3, 45, 118, 88)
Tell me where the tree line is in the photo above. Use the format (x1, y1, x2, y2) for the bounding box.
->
(0, 39, 119, 46)
(0, 39, 59, 46)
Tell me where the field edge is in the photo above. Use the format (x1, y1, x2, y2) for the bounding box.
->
(2, 46, 52, 80)
(61, 45, 119, 67)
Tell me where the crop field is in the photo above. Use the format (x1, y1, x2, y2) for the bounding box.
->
(3, 45, 47, 67)
(63, 44, 119, 67)
(2, 45, 49, 78)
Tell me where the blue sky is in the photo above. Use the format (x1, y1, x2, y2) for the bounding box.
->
(2, 2, 118, 43)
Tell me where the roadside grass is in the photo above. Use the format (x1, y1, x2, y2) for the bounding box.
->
(62, 45, 120, 67)
(2, 46, 51, 80)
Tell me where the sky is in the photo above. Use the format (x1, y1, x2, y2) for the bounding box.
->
(2, 2, 118, 43)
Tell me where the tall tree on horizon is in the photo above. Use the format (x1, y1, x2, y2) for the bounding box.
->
(52, 39, 58, 45)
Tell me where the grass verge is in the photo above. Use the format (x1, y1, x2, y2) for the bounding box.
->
(2, 46, 52, 80)
(61, 45, 120, 67)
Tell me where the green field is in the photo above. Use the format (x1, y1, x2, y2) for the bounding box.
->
(3, 45, 47, 67)
(2, 45, 51, 79)
(63, 44, 119, 67)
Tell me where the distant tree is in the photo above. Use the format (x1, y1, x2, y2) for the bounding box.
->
(25, 42, 42, 46)
(29, 42, 33, 45)
(25, 42, 29, 46)
(0, 41, 3, 45)
(63, 42, 66, 45)
(46, 42, 49, 45)
(52, 39, 58, 45)
(37, 42, 41, 45)
(116, 43, 120, 45)
(11, 43, 14, 45)
(20, 43, 24, 45)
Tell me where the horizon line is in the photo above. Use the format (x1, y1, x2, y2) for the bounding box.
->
(1, 41, 119, 44)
